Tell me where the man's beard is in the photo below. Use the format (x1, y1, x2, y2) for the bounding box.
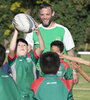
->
(42, 20, 52, 27)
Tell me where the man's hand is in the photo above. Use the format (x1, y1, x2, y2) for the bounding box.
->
(67, 48, 79, 84)
(71, 62, 80, 84)
(73, 71, 79, 84)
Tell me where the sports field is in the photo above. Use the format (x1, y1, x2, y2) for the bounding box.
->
(73, 55, 90, 100)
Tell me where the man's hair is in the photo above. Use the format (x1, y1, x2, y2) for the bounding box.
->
(15, 38, 28, 51)
(0, 44, 6, 67)
(40, 52, 60, 74)
(38, 2, 53, 13)
(50, 40, 64, 53)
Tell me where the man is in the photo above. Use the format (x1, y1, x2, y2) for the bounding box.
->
(25, 2, 79, 84)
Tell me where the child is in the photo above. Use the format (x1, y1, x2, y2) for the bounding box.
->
(50, 41, 74, 87)
(0, 44, 21, 100)
(50, 40, 74, 100)
(8, 24, 44, 100)
(31, 52, 71, 100)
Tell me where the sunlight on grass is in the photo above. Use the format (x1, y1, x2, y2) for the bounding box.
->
(73, 90, 90, 100)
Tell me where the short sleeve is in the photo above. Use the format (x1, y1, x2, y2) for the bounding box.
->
(25, 32, 34, 49)
(63, 28, 75, 51)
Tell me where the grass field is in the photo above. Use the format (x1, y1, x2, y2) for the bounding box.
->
(73, 55, 90, 100)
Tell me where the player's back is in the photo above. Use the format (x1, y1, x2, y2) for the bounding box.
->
(0, 69, 21, 100)
(31, 75, 71, 100)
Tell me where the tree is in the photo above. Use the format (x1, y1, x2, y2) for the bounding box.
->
(0, 0, 26, 48)
(51, 0, 90, 51)
(73, 0, 90, 50)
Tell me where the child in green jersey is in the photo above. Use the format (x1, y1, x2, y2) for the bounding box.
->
(8, 24, 44, 100)
(50, 40, 74, 87)
(0, 44, 21, 100)
(50, 40, 74, 100)
(31, 52, 71, 100)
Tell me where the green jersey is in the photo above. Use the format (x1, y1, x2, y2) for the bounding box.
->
(26, 23, 75, 70)
(38, 59, 74, 100)
(57, 59, 74, 100)
(31, 75, 71, 100)
(0, 69, 21, 100)
(8, 50, 38, 99)
(57, 59, 73, 80)
(33, 24, 66, 53)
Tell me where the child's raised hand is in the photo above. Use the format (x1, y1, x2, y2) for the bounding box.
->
(33, 22, 40, 35)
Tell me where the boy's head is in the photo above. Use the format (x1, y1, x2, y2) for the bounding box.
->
(40, 52, 60, 74)
(0, 44, 6, 67)
(50, 40, 64, 54)
(16, 38, 28, 56)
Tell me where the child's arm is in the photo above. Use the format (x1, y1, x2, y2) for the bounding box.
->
(62, 55, 90, 66)
(71, 63, 90, 83)
(33, 23, 44, 56)
(9, 29, 18, 58)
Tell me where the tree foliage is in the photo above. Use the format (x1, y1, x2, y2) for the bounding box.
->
(51, 0, 90, 51)
(0, 0, 27, 47)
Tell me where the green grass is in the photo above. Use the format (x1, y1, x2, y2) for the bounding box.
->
(73, 55, 90, 100)
(73, 90, 90, 100)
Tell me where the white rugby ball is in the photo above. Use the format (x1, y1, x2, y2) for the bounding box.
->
(12, 13, 35, 33)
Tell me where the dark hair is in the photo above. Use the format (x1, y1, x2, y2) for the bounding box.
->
(40, 52, 60, 74)
(0, 44, 6, 67)
(15, 38, 28, 51)
(50, 40, 64, 53)
(38, 2, 53, 13)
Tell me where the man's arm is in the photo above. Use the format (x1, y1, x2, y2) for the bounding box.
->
(67, 48, 79, 84)
(71, 63, 90, 83)
(67, 48, 74, 57)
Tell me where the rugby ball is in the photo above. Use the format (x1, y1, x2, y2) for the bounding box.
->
(12, 13, 35, 33)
